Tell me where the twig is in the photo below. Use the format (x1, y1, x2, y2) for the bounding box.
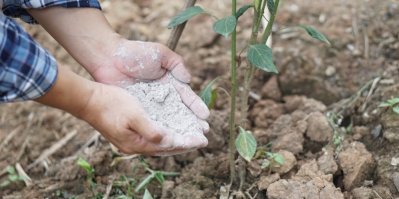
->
(28, 130, 77, 170)
(360, 77, 380, 112)
(0, 126, 23, 151)
(15, 163, 32, 187)
(166, 0, 197, 51)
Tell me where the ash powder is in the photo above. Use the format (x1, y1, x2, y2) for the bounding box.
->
(125, 81, 203, 137)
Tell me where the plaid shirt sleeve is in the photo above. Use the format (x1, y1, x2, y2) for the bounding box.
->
(2, 0, 101, 23)
(0, 13, 57, 102)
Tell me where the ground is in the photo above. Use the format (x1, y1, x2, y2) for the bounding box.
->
(1, 0, 399, 198)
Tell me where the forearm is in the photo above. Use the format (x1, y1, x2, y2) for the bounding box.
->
(35, 66, 96, 118)
(28, 7, 121, 76)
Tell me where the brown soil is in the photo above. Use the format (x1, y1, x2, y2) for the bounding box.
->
(1, 0, 399, 198)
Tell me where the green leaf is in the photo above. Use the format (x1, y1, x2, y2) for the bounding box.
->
(143, 189, 154, 199)
(299, 25, 331, 45)
(379, 102, 392, 108)
(154, 172, 165, 184)
(273, 153, 285, 165)
(77, 158, 94, 175)
(213, 16, 237, 38)
(6, 166, 16, 175)
(387, 98, 399, 105)
(236, 4, 253, 19)
(393, 106, 399, 114)
(135, 173, 155, 193)
(200, 78, 218, 108)
(235, 127, 257, 162)
(247, 44, 278, 73)
(167, 6, 205, 28)
(267, 0, 275, 15)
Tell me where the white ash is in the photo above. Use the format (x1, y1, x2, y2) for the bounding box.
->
(125, 81, 203, 136)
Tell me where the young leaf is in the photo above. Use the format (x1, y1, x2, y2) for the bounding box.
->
(393, 106, 399, 114)
(267, 0, 275, 15)
(154, 172, 165, 184)
(135, 173, 155, 193)
(200, 78, 218, 108)
(379, 102, 392, 108)
(247, 44, 278, 73)
(143, 189, 154, 199)
(167, 6, 205, 28)
(235, 127, 257, 162)
(273, 153, 285, 165)
(213, 16, 237, 38)
(299, 25, 331, 45)
(387, 98, 399, 105)
(77, 157, 94, 175)
(236, 4, 253, 19)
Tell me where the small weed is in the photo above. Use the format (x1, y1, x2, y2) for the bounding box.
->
(76, 157, 101, 198)
(0, 166, 26, 188)
(135, 159, 179, 193)
(379, 97, 399, 114)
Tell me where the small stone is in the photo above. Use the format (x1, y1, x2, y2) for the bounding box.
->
(371, 124, 382, 138)
(272, 132, 304, 154)
(317, 150, 338, 175)
(261, 76, 282, 101)
(325, 66, 336, 77)
(257, 173, 280, 190)
(391, 157, 399, 166)
(392, 172, 399, 192)
(306, 112, 333, 142)
(338, 142, 376, 190)
(351, 187, 374, 199)
(383, 128, 399, 142)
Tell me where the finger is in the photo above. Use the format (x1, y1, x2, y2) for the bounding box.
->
(170, 79, 210, 120)
(159, 45, 191, 83)
(129, 114, 165, 143)
(199, 120, 210, 134)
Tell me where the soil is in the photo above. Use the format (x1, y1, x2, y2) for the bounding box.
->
(1, 0, 399, 198)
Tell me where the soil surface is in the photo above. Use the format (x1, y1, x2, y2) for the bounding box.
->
(1, 0, 399, 198)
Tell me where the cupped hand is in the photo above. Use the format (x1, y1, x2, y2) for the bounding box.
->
(79, 83, 208, 155)
(91, 39, 209, 120)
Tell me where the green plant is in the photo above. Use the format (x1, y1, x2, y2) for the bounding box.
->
(0, 166, 26, 188)
(168, 0, 329, 187)
(76, 157, 101, 198)
(134, 160, 179, 193)
(379, 97, 399, 114)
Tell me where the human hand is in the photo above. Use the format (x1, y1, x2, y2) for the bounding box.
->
(79, 83, 208, 155)
(91, 39, 209, 120)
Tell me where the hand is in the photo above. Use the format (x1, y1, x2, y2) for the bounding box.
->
(79, 83, 208, 155)
(91, 39, 210, 120)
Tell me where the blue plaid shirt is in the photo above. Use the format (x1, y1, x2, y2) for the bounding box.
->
(0, 0, 101, 102)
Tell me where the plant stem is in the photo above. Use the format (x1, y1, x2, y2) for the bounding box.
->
(228, 0, 238, 184)
(261, 0, 280, 44)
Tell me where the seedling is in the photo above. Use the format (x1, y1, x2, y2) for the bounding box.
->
(260, 152, 285, 169)
(134, 160, 179, 193)
(168, 0, 329, 188)
(0, 166, 26, 188)
(379, 97, 399, 114)
(76, 157, 99, 197)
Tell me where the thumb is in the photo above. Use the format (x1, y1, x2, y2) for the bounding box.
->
(129, 115, 165, 143)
